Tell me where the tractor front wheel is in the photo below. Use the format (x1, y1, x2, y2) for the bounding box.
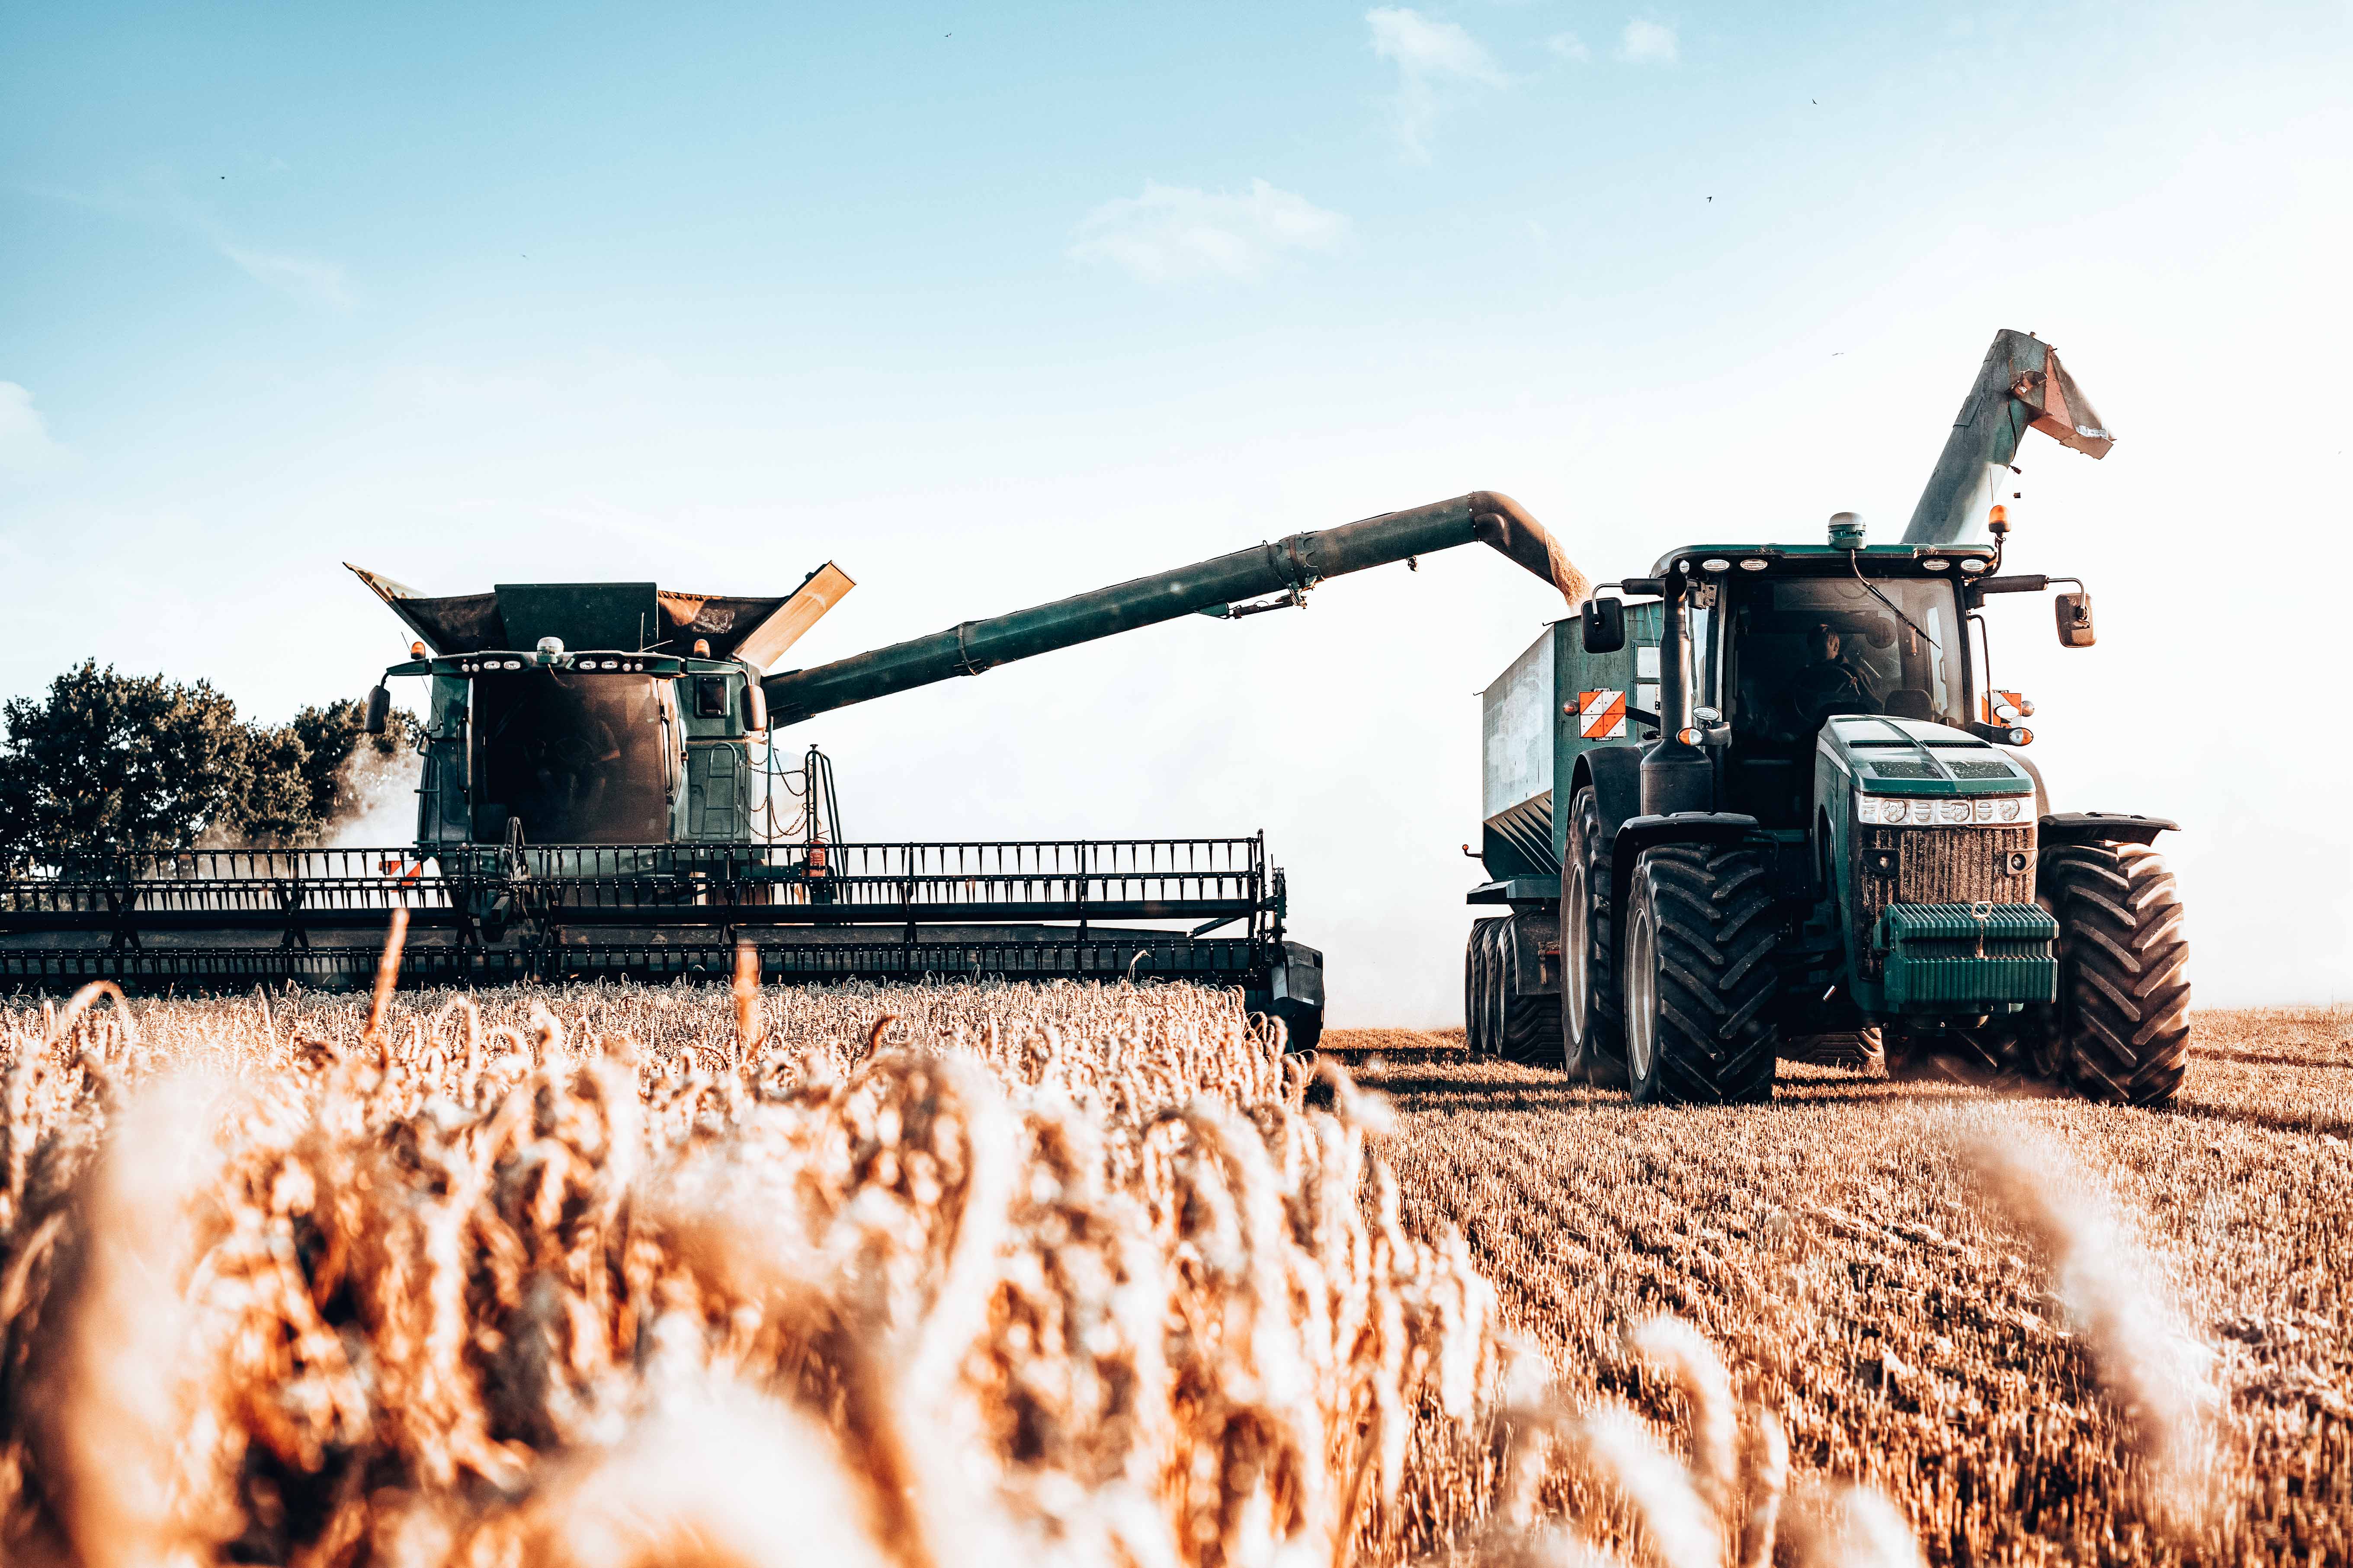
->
(2042, 841, 2191, 1106)
(1621, 843, 1780, 1104)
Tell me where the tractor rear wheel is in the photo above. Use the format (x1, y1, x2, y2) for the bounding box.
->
(2042, 841, 2191, 1106)
(1561, 787, 1626, 1086)
(1498, 916, 1564, 1066)
(1464, 917, 1504, 1057)
(1620, 843, 1780, 1104)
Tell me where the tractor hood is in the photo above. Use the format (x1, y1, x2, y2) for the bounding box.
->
(1818, 716, 2035, 797)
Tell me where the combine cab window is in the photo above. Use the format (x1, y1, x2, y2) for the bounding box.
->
(1730, 578, 1966, 737)
(473, 671, 672, 842)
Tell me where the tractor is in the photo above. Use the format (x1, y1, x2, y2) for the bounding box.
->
(1462, 330, 2190, 1104)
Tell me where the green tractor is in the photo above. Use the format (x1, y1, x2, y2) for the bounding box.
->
(1463, 330, 2190, 1104)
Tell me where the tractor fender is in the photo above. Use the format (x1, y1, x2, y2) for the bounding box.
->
(1571, 745, 1646, 850)
(2001, 747, 2052, 818)
(2039, 812, 2178, 848)
(1608, 812, 1763, 917)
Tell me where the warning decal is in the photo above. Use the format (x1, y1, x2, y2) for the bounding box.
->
(1576, 689, 1627, 741)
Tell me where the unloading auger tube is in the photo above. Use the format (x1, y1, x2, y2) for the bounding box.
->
(762, 492, 1585, 725)
(1904, 329, 2115, 545)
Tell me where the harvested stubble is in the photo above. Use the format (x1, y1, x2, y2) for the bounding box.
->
(0, 978, 1918, 1568)
(1342, 1006, 2352, 1567)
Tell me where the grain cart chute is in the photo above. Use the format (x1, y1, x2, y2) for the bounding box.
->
(1463, 330, 2190, 1106)
(0, 493, 1584, 1050)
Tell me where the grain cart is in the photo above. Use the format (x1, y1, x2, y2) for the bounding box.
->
(1463, 330, 2190, 1105)
(0, 494, 1584, 1047)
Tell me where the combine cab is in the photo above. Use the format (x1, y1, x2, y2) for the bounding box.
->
(1462, 331, 2191, 1105)
(0, 492, 1591, 1050)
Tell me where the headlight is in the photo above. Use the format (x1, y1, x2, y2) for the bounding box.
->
(1937, 800, 1972, 824)
(1998, 797, 2023, 821)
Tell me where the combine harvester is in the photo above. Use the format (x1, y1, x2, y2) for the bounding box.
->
(0, 494, 1586, 1048)
(1462, 330, 2191, 1104)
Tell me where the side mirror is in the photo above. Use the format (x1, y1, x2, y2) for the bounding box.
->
(1582, 597, 1626, 654)
(362, 685, 391, 736)
(741, 680, 769, 733)
(2055, 591, 2095, 648)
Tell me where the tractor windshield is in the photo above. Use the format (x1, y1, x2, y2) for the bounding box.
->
(1728, 576, 1965, 737)
(472, 670, 672, 842)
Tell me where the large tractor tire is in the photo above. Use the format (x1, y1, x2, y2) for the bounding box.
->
(1561, 787, 1627, 1086)
(2042, 840, 2191, 1106)
(1464, 918, 1505, 1057)
(1498, 916, 1564, 1066)
(1620, 843, 1780, 1104)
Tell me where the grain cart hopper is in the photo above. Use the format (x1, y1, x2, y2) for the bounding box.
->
(1462, 330, 2190, 1105)
(0, 495, 1584, 1046)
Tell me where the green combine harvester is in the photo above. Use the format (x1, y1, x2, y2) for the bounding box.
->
(1462, 330, 2190, 1104)
(0, 492, 1586, 1050)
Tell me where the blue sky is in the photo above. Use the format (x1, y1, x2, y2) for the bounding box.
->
(4, 1, 2348, 1019)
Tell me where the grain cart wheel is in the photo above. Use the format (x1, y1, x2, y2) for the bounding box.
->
(1783, 1030, 1881, 1069)
(1561, 787, 1627, 1086)
(1479, 921, 1510, 1059)
(1499, 916, 1565, 1066)
(1620, 843, 1780, 1104)
(1465, 917, 1504, 1056)
(1882, 1023, 2020, 1086)
(2041, 841, 2191, 1106)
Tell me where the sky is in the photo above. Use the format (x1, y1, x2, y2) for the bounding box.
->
(3, 0, 2348, 1021)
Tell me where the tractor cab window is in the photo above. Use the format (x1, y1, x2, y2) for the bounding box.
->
(1729, 577, 1965, 738)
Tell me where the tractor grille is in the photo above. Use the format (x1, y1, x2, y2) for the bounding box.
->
(1853, 824, 2036, 976)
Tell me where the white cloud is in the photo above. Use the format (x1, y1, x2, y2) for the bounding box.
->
(1367, 8, 1507, 162)
(1618, 19, 1680, 64)
(1069, 180, 1350, 285)
(1546, 32, 1591, 63)
(219, 243, 354, 308)
(0, 383, 68, 477)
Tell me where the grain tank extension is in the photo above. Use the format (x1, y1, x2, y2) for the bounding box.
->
(1462, 330, 2190, 1107)
(0, 493, 1582, 1045)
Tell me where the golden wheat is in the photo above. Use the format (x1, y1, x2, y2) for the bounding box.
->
(0, 977, 1922, 1568)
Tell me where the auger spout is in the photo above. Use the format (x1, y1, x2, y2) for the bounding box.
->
(1903, 330, 2114, 544)
(762, 491, 1584, 725)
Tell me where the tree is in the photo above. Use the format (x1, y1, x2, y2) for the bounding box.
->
(0, 663, 420, 868)
(0, 661, 256, 867)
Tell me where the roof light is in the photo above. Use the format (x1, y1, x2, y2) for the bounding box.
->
(692, 637, 712, 657)
(1699, 557, 1731, 573)
(1959, 557, 1988, 573)
(1923, 558, 1950, 571)
(536, 637, 564, 664)
(1738, 558, 1769, 571)
(1676, 726, 1702, 745)
(409, 640, 427, 659)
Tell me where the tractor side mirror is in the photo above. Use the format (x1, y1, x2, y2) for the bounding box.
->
(1582, 597, 1626, 654)
(362, 685, 391, 736)
(741, 680, 769, 733)
(2054, 591, 2095, 648)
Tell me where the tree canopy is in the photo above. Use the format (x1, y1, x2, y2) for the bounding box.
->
(0, 662, 416, 868)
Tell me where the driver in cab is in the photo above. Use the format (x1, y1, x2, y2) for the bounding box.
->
(1776, 621, 1878, 733)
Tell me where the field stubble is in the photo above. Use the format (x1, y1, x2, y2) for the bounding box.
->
(1334, 1008, 2353, 1565)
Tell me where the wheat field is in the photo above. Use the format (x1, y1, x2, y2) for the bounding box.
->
(0, 976, 2334, 1567)
(1333, 1006, 2352, 1565)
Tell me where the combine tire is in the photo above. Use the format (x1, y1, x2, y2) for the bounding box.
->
(1498, 916, 1564, 1066)
(2042, 841, 2191, 1106)
(1561, 787, 1626, 1086)
(1620, 843, 1780, 1104)
(1464, 918, 1505, 1057)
